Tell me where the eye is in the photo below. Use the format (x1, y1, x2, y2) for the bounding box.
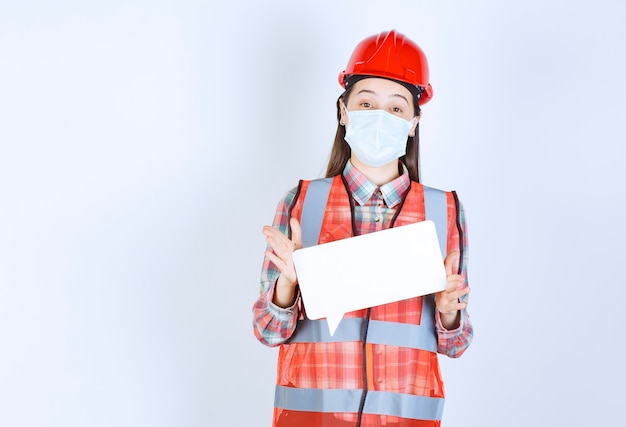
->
(391, 106, 403, 113)
(360, 102, 372, 108)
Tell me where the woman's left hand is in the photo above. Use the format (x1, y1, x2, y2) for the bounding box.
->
(435, 250, 470, 329)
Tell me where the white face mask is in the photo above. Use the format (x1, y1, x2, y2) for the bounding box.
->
(344, 108, 415, 167)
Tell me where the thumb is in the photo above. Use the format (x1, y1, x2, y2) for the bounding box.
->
(290, 218, 303, 249)
(444, 250, 460, 276)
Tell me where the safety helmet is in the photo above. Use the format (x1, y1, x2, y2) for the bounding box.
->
(338, 30, 433, 105)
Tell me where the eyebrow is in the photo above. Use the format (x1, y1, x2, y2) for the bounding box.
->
(356, 89, 409, 105)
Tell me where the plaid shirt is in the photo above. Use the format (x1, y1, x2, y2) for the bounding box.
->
(253, 161, 472, 357)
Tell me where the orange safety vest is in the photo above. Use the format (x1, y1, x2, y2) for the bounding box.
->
(273, 175, 463, 427)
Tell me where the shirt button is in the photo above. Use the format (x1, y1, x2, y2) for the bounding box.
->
(376, 189, 383, 198)
(374, 216, 381, 223)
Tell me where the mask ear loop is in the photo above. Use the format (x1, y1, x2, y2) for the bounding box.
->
(408, 115, 419, 137)
(339, 103, 349, 126)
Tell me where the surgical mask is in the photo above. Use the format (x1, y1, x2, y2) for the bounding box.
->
(344, 108, 415, 167)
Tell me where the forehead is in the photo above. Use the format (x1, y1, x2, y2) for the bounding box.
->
(350, 78, 413, 101)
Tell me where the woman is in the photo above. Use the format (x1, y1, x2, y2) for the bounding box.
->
(253, 30, 473, 427)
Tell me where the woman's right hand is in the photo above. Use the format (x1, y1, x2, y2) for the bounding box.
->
(262, 218, 302, 307)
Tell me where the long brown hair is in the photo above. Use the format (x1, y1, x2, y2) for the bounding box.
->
(324, 84, 422, 182)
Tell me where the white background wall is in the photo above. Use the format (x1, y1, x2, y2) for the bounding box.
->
(1, 1, 625, 426)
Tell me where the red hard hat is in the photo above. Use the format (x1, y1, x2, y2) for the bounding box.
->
(338, 30, 433, 105)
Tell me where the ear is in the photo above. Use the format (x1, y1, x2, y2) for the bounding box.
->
(408, 112, 421, 137)
(339, 99, 348, 126)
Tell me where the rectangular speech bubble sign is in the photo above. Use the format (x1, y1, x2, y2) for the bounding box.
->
(292, 220, 447, 335)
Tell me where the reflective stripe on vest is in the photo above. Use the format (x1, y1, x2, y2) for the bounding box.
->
(288, 295, 437, 352)
(423, 185, 447, 259)
(300, 177, 333, 248)
(275, 386, 444, 421)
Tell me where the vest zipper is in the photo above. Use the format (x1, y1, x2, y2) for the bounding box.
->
(356, 307, 371, 427)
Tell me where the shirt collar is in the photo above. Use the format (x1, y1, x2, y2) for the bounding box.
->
(342, 160, 411, 208)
